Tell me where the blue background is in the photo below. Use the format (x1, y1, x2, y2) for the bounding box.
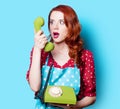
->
(0, 0, 120, 109)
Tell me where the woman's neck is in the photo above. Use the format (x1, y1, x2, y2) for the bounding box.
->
(52, 42, 69, 55)
(51, 42, 70, 66)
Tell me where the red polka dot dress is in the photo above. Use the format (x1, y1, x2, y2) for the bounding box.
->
(26, 49, 96, 100)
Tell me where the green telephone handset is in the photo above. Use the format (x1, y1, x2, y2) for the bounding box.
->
(34, 16, 54, 52)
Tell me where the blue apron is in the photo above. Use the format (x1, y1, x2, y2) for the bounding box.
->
(35, 55, 80, 109)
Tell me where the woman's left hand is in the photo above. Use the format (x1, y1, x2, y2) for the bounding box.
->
(49, 103, 69, 109)
(49, 103, 80, 109)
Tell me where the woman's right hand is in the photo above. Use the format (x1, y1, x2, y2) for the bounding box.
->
(34, 30, 48, 49)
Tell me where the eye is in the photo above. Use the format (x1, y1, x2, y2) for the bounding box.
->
(59, 19, 65, 25)
(50, 19, 54, 24)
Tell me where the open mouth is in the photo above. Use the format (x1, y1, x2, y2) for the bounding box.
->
(53, 32, 59, 38)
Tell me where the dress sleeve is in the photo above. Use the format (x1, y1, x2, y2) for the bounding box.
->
(77, 50, 96, 100)
(26, 48, 34, 82)
(26, 48, 48, 82)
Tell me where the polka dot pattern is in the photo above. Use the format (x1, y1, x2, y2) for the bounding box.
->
(26, 49, 96, 100)
(41, 63, 80, 95)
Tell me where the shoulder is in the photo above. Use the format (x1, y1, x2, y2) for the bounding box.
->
(81, 49, 94, 61)
(41, 49, 49, 58)
(81, 49, 94, 57)
(79, 49, 95, 73)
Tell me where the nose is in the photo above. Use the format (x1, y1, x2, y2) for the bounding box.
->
(54, 22, 59, 29)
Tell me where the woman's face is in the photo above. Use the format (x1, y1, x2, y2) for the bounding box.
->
(49, 11, 68, 43)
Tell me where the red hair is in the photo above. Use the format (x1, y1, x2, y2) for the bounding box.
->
(48, 5, 84, 66)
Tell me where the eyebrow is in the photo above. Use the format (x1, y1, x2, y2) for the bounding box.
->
(50, 18, 64, 21)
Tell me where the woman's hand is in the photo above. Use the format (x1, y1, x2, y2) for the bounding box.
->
(49, 103, 80, 109)
(49, 103, 70, 109)
(34, 30, 48, 49)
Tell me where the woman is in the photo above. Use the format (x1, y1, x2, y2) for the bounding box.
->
(26, 5, 96, 109)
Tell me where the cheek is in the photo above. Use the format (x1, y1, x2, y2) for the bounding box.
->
(61, 28, 68, 36)
(60, 31, 68, 39)
(49, 25, 54, 31)
(49, 28, 53, 35)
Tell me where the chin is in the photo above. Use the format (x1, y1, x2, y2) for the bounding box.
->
(51, 36, 66, 43)
(53, 39, 65, 44)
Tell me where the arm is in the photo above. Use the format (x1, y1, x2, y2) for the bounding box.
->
(70, 96, 96, 109)
(27, 30, 48, 92)
(29, 47, 41, 92)
(74, 50, 96, 108)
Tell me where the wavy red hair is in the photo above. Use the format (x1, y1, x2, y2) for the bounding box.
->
(48, 5, 84, 66)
